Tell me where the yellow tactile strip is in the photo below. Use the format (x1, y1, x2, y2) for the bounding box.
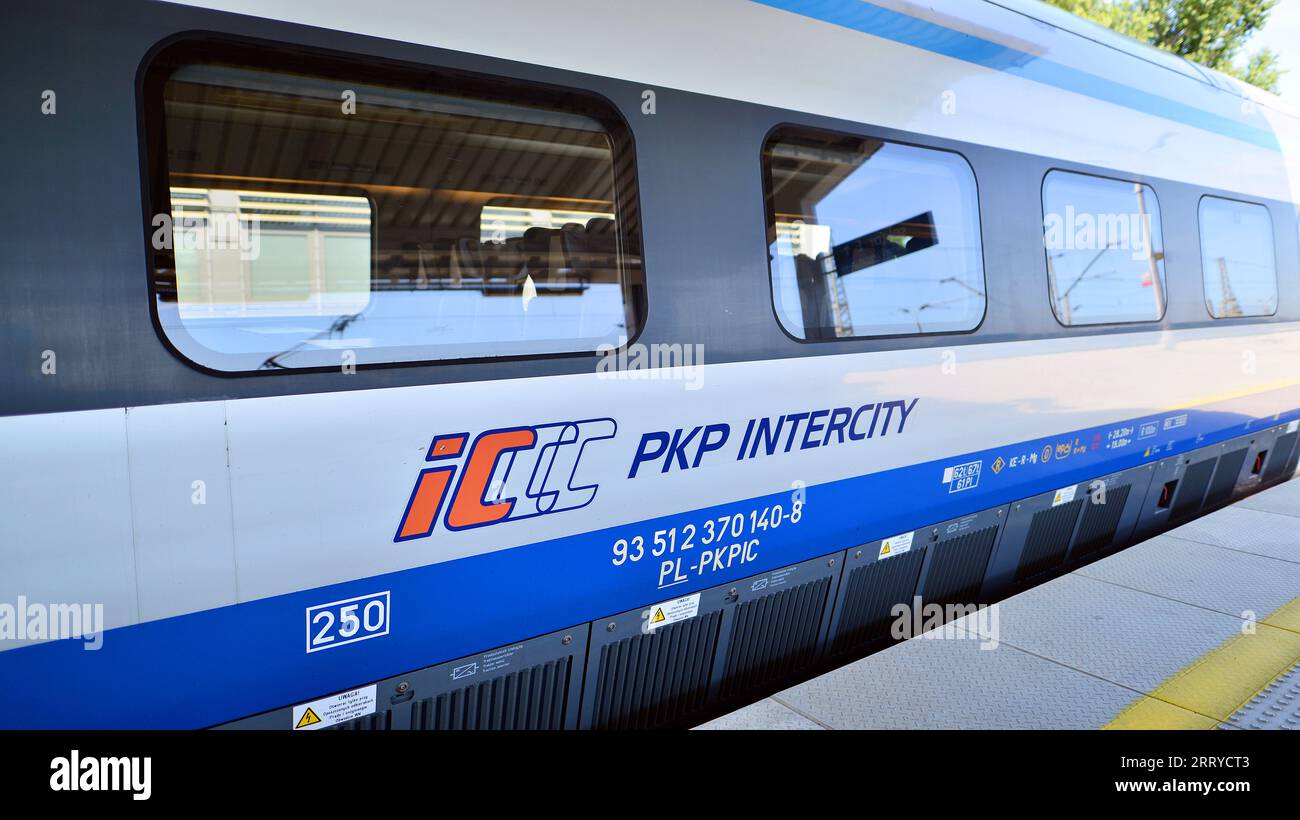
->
(1104, 597, 1300, 729)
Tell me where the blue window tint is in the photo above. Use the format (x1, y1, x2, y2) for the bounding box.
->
(1199, 197, 1277, 318)
(1042, 171, 1167, 325)
(763, 128, 985, 339)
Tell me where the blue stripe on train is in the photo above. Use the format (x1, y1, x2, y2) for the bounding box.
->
(0, 403, 1293, 727)
(751, 0, 1281, 151)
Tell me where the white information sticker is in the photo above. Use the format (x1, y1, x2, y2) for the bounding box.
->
(1288, 420, 1298, 434)
(1052, 485, 1078, 506)
(291, 684, 377, 730)
(645, 593, 700, 632)
(878, 531, 914, 559)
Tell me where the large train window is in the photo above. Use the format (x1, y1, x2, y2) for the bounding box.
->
(1041, 171, 1167, 326)
(1199, 197, 1277, 318)
(762, 127, 985, 340)
(141, 39, 644, 372)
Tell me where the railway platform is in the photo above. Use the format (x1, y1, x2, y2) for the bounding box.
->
(699, 476, 1300, 730)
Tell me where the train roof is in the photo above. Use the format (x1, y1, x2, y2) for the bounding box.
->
(986, 0, 1299, 119)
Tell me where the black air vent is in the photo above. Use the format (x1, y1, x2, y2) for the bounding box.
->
(719, 577, 833, 699)
(589, 610, 722, 730)
(1171, 458, 1217, 523)
(831, 549, 927, 656)
(1072, 484, 1130, 557)
(1263, 432, 1297, 484)
(1015, 499, 1083, 581)
(1203, 448, 1247, 509)
(922, 525, 997, 608)
(408, 657, 573, 730)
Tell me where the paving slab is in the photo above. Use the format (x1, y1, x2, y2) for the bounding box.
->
(694, 696, 825, 730)
(1235, 478, 1300, 519)
(974, 573, 1243, 693)
(1167, 504, 1300, 565)
(770, 635, 1144, 729)
(1074, 531, 1300, 620)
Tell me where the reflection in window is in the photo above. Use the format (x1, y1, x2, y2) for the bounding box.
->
(1199, 197, 1277, 318)
(1042, 172, 1167, 325)
(145, 46, 643, 371)
(170, 188, 373, 317)
(763, 128, 985, 339)
(479, 205, 613, 243)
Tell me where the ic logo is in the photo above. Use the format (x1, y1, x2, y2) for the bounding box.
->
(393, 418, 616, 542)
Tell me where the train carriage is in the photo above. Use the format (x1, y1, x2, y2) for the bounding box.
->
(1, 0, 1299, 729)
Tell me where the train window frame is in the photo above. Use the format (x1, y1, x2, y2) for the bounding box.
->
(1197, 195, 1279, 320)
(760, 123, 988, 345)
(137, 33, 646, 376)
(1039, 168, 1170, 328)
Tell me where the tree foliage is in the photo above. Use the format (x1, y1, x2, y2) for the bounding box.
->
(1044, 0, 1283, 93)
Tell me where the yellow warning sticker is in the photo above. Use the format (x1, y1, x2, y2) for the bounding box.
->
(644, 593, 700, 633)
(1051, 484, 1078, 507)
(291, 684, 377, 730)
(878, 531, 914, 560)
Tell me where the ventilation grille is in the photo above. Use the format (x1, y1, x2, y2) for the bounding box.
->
(1072, 484, 1131, 557)
(590, 610, 722, 730)
(1204, 448, 1247, 509)
(1015, 499, 1083, 582)
(922, 525, 997, 608)
(407, 657, 572, 730)
(831, 549, 926, 657)
(1263, 432, 1297, 484)
(719, 577, 833, 700)
(327, 711, 392, 731)
(1171, 458, 1217, 522)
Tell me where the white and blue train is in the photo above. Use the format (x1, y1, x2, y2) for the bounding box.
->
(2, 0, 1299, 729)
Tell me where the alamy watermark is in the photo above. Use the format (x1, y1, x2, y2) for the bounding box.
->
(1043, 207, 1154, 262)
(50, 750, 151, 800)
(151, 206, 262, 261)
(0, 596, 104, 650)
(596, 336, 705, 391)
(890, 597, 1000, 650)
